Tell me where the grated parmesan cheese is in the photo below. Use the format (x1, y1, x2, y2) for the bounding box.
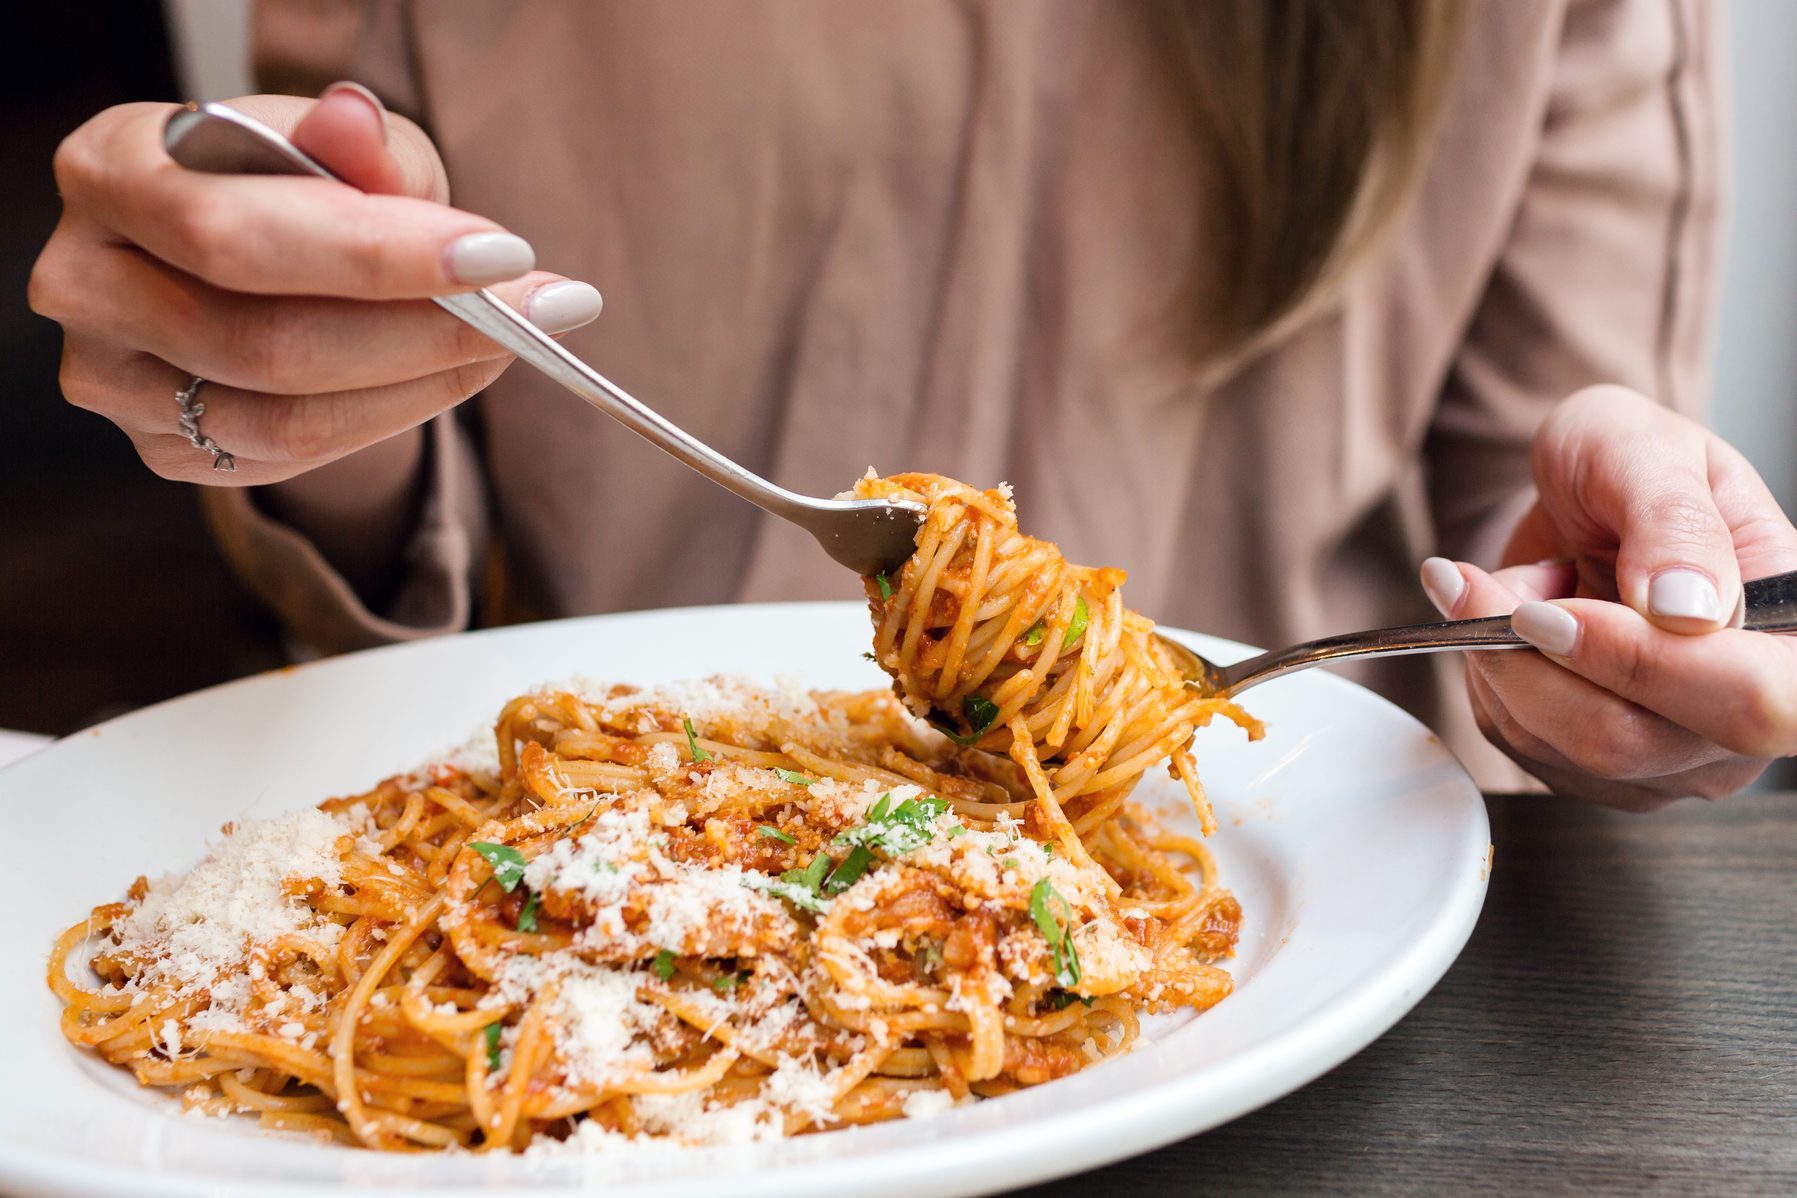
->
(112, 808, 351, 1027)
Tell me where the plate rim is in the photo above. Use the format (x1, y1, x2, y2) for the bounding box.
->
(0, 601, 1490, 1198)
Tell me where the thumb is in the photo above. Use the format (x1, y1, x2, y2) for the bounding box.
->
(289, 82, 410, 196)
(1535, 386, 1742, 634)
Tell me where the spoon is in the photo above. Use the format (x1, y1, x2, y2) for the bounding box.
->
(1157, 568, 1797, 698)
(161, 102, 925, 577)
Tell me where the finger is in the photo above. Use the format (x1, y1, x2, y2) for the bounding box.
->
(1419, 555, 1574, 618)
(1464, 669, 1684, 810)
(288, 83, 408, 196)
(1508, 595, 1797, 761)
(1707, 436, 1797, 585)
(64, 103, 533, 299)
(1535, 385, 1741, 632)
(59, 337, 510, 486)
(56, 242, 598, 393)
(1446, 563, 1721, 781)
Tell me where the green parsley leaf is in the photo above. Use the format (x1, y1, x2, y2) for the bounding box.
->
(468, 842, 528, 893)
(483, 1022, 503, 1073)
(962, 694, 1000, 736)
(1030, 878, 1083, 988)
(875, 573, 893, 601)
(800, 852, 831, 892)
(1001, 857, 1020, 872)
(948, 825, 967, 838)
(515, 891, 540, 933)
(1046, 990, 1094, 1011)
(837, 793, 950, 855)
(757, 824, 797, 844)
(1043, 841, 1055, 859)
(1022, 619, 1045, 647)
(772, 768, 814, 787)
(762, 878, 831, 913)
(711, 973, 740, 993)
(683, 716, 711, 763)
(1062, 596, 1089, 650)
(823, 844, 874, 895)
(652, 949, 676, 982)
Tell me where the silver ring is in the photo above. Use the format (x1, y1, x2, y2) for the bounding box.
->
(174, 375, 237, 473)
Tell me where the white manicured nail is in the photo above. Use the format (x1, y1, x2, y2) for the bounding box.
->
(1648, 568, 1723, 623)
(526, 281, 603, 333)
(1512, 601, 1579, 657)
(445, 232, 535, 285)
(1420, 557, 1465, 617)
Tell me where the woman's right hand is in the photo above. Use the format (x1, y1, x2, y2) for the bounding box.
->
(26, 85, 603, 486)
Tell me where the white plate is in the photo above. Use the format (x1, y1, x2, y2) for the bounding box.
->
(0, 603, 1489, 1198)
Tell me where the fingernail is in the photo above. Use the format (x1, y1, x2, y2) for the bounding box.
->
(445, 232, 535, 285)
(1648, 568, 1723, 623)
(1420, 557, 1466, 617)
(1512, 601, 1579, 657)
(319, 80, 388, 144)
(526, 281, 603, 333)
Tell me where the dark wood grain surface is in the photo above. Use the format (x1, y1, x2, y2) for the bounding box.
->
(1007, 790, 1797, 1196)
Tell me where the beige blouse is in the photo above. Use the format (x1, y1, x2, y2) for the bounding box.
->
(208, 0, 1723, 789)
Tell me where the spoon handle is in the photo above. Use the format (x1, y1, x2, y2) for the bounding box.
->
(1223, 567, 1797, 695)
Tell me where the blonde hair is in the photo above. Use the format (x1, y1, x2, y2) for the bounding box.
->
(1166, 1, 1468, 377)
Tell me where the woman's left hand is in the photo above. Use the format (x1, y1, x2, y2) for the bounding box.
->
(1420, 385, 1797, 810)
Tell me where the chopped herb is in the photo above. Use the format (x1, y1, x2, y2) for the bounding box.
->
(772, 768, 814, 787)
(801, 852, 831, 892)
(1043, 841, 1055, 859)
(1022, 619, 1045, 647)
(837, 793, 951, 855)
(948, 825, 967, 838)
(760, 878, 832, 913)
(962, 694, 1000, 736)
(652, 949, 676, 982)
(682, 716, 711, 763)
(711, 973, 740, 993)
(1046, 990, 1094, 1011)
(918, 942, 943, 972)
(468, 842, 528, 892)
(483, 1022, 503, 1073)
(515, 891, 540, 933)
(1001, 857, 1021, 872)
(824, 844, 874, 895)
(757, 824, 797, 844)
(875, 573, 893, 602)
(862, 651, 878, 662)
(566, 803, 599, 833)
(1030, 878, 1083, 988)
(1062, 596, 1089, 650)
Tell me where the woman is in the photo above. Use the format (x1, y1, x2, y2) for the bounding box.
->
(26, 0, 1797, 806)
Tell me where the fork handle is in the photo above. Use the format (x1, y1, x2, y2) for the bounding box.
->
(160, 101, 820, 525)
(1223, 567, 1797, 694)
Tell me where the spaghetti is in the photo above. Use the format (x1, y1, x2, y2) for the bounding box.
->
(50, 679, 1242, 1152)
(854, 471, 1263, 843)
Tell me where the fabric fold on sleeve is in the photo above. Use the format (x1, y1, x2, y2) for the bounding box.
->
(200, 416, 489, 655)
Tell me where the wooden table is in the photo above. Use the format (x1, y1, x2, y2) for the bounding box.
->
(1009, 790, 1797, 1196)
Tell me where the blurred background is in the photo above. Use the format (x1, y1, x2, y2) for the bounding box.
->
(3, 3, 1794, 787)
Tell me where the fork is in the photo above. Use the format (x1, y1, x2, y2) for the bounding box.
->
(162, 102, 926, 577)
(1157, 568, 1797, 698)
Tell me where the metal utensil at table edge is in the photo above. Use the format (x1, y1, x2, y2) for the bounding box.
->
(1158, 567, 1797, 698)
(160, 101, 924, 577)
